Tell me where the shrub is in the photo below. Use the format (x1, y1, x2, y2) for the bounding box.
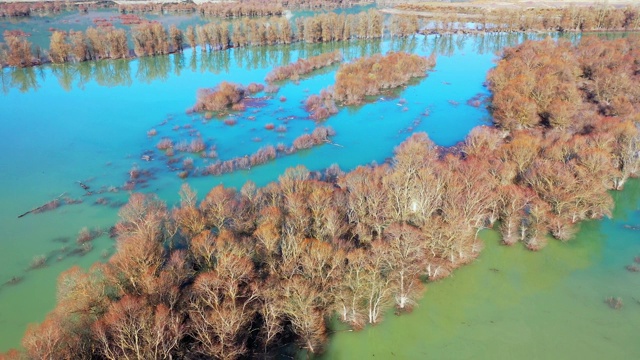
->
(266, 50, 342, 83)
(157, 138, 173, 150)
(193, 82, 246, 112)
(333, 52, 436, 105)
(247, 83, 265, 94)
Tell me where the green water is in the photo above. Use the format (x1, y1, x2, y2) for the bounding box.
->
(321, 180, 640, 359)
(1, 31, 638, 356)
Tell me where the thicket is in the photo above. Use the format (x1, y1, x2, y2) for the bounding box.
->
(265, 50, 343, 83)
(333, 51, 436, 104)
(42, 27, 130, 65)
(1, 31, 37, 67)
(394, 3, 640, 33)
(203, 127, 336, 176)
(0, 1, 106, 18)
(488, 37, 640, 131)
(283, 0, 372, 10)
(192, 82, 247, 113)
(300, 51, 435, 120)
(1, 10, 385, 68)
(118, 1, 284, 18)
(0, 0, 365, 18)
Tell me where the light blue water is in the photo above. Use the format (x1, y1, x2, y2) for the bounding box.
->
(0, 33, 540, 351)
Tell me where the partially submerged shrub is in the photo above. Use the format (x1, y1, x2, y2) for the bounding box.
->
(189, 138, 206, 153)
(157, 138, 173, 150)
(266, 50, 343, 83)
(333, 52, 436, 105)
(247, 83, 265, 94)
(29, 255, 47, 269)
(292, 126, 335, 150)
(192, 82, 246, 112)
(304, 89, 338, 120)
(76, 227, 94, 244)
(605, 296, 623, 310)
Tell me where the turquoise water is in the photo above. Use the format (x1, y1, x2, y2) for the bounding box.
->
(0, 32, 570, 352)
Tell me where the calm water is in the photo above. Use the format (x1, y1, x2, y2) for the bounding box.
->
(322, 179, 640, 359)
(2, 32, 637, 357)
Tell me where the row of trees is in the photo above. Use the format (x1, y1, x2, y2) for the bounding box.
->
(43, 27, 129, 65)
(0, 0, 367, 18)
(118, 1, 284, 18)
(0, 1, 102, 18)
(296, 10, 384, 43)
(1, 10, 387, 68)
(395, 3, 640, 33)
(185, 10, 385, 51)
(203, 127, 336, 176)
(266, 50, 342, 82)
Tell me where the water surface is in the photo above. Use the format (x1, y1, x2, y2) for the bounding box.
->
(0, 32, 579, 352)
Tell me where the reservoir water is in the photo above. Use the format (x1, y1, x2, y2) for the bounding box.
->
(1, 32, 638, 357)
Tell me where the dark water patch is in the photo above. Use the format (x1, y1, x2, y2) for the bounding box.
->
(51, 236, 69, 243)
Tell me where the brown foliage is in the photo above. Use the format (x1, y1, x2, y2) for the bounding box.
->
(193, 82, 246, 112)
(333, 51, 436, 105)
(396, 3, 640, 33)
(488, 37, 640, 132)
(3, 31, 34, 67)
(266, 50, 343, 83)
(133, 22, 170, 57)
(48, 30, 70, 63)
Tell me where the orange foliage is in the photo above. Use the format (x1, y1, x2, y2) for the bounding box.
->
(266, 50, 343, 83)
(193, 82, 246, 112)
(333, 51, 436, 105)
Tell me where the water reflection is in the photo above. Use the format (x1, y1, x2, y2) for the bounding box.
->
(0, 33, 596, 94)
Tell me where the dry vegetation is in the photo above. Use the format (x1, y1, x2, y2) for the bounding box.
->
(300, 51, 435, 120)
(266, 50, 343, 83)
(333, 51, 436, 105)
(389, 2, 640, 33)
(192, 82, 247, 113)
(1, 9, 385, 68)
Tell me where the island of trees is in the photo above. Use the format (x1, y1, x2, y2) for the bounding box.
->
(4, 35, 638, 359)
(305, 51, 436, 119)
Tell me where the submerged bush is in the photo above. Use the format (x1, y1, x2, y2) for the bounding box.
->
(192, 82, 246, 112)
(333, 52, 436, 105)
